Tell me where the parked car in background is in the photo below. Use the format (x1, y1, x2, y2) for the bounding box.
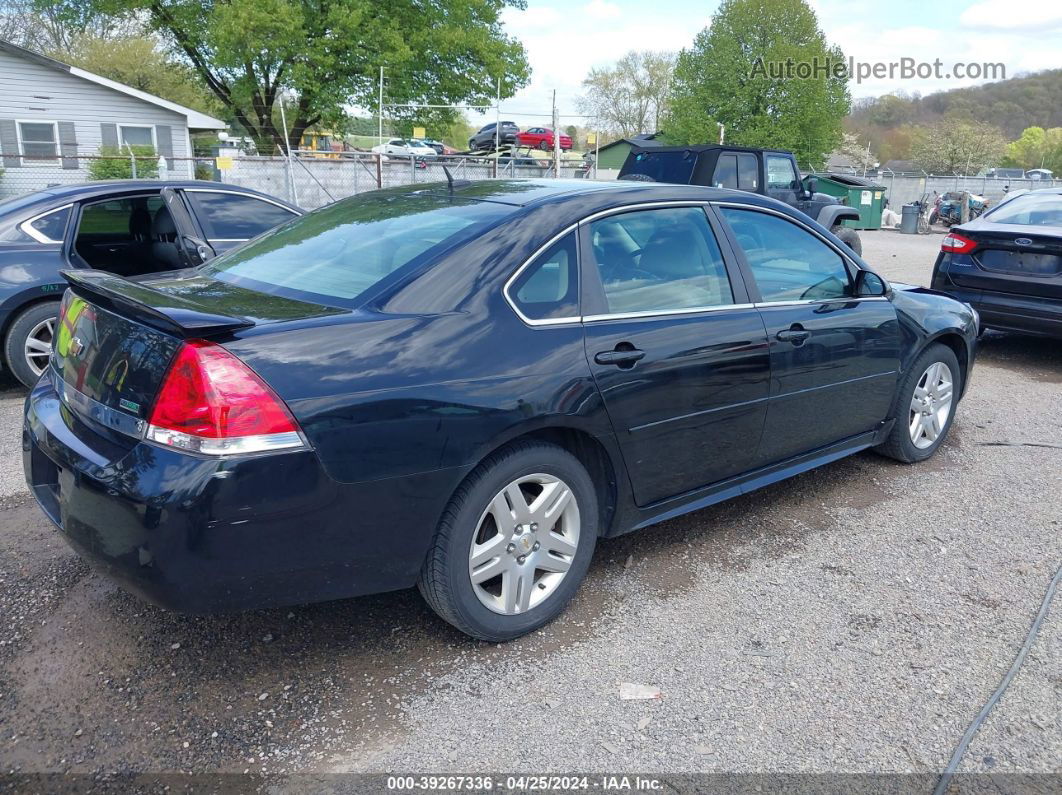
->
(932, 187, 1062, 338)
(0, 180, 301, 387)
(23, 179, 977, 641)
(468, 121, 520, 151)
(371, 139, 437, 159)
(413, 138, 445, 155)
(516, 127, 573, 151)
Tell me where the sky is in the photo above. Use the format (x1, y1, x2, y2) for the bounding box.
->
(471, 0, 1062, 129)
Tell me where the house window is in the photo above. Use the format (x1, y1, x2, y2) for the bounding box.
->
(18, 121, 59, 165)
(118, 124, 156, 150)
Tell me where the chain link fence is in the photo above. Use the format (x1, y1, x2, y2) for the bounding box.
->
(6, 151, 1058, 219)
(217, 152, 592, 208)
(0, 150, 592, 208)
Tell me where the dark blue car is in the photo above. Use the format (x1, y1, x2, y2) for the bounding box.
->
(23, 179, 978, 641)
(0, 180, 301, 387)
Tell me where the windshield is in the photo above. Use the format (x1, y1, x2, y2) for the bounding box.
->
(984, 193, 1062, 226)
(203, 193, 515, 307)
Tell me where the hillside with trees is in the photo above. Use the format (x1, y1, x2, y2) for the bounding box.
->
(847, 70, 1062, 166)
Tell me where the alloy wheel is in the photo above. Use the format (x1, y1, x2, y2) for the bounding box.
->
(468, 473, 581, 615)
(909, 361, 954, 449)
(24, 316, 55, 378)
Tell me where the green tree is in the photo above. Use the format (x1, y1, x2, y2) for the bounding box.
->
(910, 117, 1008, 175)
(577, 50, 675, 138)
(56, 34, 221, 115)
(1004, 126, 1062, 172)
(666, 0, 850, 167)
(0, 0, 134, 51)
(78, 0, 530, 153)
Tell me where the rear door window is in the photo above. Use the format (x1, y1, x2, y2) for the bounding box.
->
(713, 153, 758, 190)
(185, 191, 297, 241)
(588, 207, 735, 313)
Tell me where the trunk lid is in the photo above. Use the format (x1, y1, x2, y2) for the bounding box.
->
(946, 224, 1062, 300)
(53, 269, 342, 432)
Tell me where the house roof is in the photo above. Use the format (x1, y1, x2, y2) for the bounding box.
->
(0, 39, 227, 131)
(597, 135, 665, 153)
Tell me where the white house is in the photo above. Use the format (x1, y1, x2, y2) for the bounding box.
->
(0, 39, 226, 197)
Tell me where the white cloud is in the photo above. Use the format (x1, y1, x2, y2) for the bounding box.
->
(485, 4, 707, 127)
(583, 0, 623, 20)
(959, 1, 1062, 31)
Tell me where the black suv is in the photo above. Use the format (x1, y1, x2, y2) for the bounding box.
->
(619, 145, 863, 255)
(469, 121, 520, 152)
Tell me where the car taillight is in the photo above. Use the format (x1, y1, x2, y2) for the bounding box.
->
(941, 233, 977, 254)
(146, 339, 306, 456)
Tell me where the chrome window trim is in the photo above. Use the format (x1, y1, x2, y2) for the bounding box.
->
(502, 200, 888, 328)
(753, 296, 890, 308)
(20, 203, 73, 244)
(584, 303, 756, 323)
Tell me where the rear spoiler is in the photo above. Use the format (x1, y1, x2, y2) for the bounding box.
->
(60, 269, 255, 338)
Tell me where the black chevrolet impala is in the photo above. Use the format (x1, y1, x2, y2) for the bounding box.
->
(23, 179, 978, 640)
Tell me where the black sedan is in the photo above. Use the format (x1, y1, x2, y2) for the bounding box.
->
(932, 187, 1062, 338)
(23, 179, 978, 641)
(0, 180, 301, 387)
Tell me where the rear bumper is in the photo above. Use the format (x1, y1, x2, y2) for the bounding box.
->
(935, 283, 1062, 339)
(23, 375, 462, 613)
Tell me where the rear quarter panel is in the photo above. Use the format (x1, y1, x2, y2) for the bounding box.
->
(222, 204, 621, 488)
(0, 245, 67, 332)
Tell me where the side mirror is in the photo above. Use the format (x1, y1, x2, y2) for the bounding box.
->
(181, 235, 215, 266)
(804, 176, 817, 195)
(855, 269, 888, 297)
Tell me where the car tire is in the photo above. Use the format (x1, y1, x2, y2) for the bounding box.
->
(831, 225, 863, 256)
(418, 440, 599, 641)
(4, 301, 60, 389)
(538, 141, 550, 151)
(875, 343, 961, 464)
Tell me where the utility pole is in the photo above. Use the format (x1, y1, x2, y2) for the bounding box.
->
(552, 89, 560, 177)
(378, 67, 385, 145)
(718, 123, 725, 145)
(278, 94, 299, 206)
(493, 76, 501, 177)
(494, 76, 501, 153)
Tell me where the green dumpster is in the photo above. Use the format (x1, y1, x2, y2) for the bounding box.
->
(805, 173, 887, 230)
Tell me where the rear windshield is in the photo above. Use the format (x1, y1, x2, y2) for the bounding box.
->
(203, 193, 515, 307)
(984, 193, 1062, 226)
(621, 150, 696, 184)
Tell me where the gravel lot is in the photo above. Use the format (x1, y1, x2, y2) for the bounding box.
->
(0, 228, 1059, 782)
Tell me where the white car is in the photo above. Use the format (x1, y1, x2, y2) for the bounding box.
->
(371, 138, 437, 158)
